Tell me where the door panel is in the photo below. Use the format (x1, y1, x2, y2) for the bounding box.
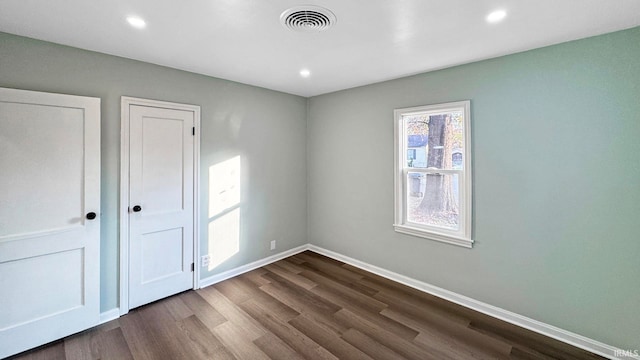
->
(141, 228, 184, 283)
(0, 249, 84, 330)
(140, 116, 185, 213)
(0, 87, 100, 358)
(128, 104, 194, 309)
(0, 102, 84, 238)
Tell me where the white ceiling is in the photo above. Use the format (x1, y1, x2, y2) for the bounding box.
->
(1, 1, 639, 97)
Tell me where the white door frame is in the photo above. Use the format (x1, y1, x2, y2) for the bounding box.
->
(119, 96, 201, 315)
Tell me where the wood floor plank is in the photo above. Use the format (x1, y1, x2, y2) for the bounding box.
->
(141, 299, 235, 359)
(163, 294, 195, 321)
(62, 330, 98, 360)
(197, 286, 267, 340)
(381, 306, 512, 357)
(178, 290, 228, 331)
(241, 299, 338, 360)
(297, 265, 419, 343)
(215, 275, 300, 322)
(357, 271, 479, 319)
(260, 283, 347, 335)
(309, 284, 419, 341)
(333, 308, 452, 360)
(295, 252, 367, 283)
(213, 321, 271, 360)
(277, 258, 307, 274)
(413, 331, 510, 360)
(212, 278, 252, 304)
(301, 251, 351, 267)
(253, 332, 306, 360)
(341, 328, 408, 360)
(468, 320, 602, 360)
(374, 289, 471, 327)
(136, 301, 200, 359)
(251, 295, 301, 323)
(95, 319, 121, 333)
(383, 307, 511, 358)
(175, 315, 237, 360)
(93, 327, 134, 360)
(240, 268, 272, 287)
(261, 271, 341, 317)
(286, 255, 307, 265)
(300, 269, 388, 312)
(509, 346, 558, 360)
(297, 261, 381, 297)
(119, 310, 172, 360)
(264, 263, 317, 290)
(259, 272, 347, 334)
(288, 314, 374, 360)
(214, 276, 256, 304)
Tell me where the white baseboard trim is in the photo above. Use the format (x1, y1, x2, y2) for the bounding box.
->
(198, 244, 310, 289)
(99, 308, 120, 325)
(307, 244, 634, 360)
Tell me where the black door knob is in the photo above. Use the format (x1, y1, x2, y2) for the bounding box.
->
(86, 212, 97, 220)
(132, 205, 142, 212)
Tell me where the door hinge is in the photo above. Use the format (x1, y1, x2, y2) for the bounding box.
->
(191, 263, 194, 272)
(192, 127, 195, 136)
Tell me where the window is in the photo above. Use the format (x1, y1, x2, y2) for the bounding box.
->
(393, 101, 473, 248)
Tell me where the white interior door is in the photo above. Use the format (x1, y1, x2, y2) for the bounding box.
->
(0, 87, 100, 358)
(127, 103, 195, 309)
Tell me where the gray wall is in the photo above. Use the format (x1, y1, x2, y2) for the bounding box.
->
(307, 27, 640, 349)
(0, 32, 308, 313)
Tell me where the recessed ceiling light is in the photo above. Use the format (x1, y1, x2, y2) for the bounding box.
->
(127, 16, 146, 29)
(300, 69, 311, 78)
(486, 10, 507, 24)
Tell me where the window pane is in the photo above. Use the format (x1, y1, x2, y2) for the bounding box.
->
(407, 172, 460, 230)
(404, 112, 464, 170)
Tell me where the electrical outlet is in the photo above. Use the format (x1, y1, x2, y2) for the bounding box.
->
(201, 255, 211, 267)
(270, 240, 276, 251)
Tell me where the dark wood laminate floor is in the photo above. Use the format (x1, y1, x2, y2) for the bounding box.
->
(8, 251, 604, 360)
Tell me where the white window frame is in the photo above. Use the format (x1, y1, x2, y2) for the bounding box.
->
(393, 100, 473, 248)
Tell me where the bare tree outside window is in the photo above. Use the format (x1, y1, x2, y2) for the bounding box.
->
(404, 112, 463, 229)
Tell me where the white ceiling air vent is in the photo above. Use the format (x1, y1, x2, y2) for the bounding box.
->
(280, 5, 336, 32)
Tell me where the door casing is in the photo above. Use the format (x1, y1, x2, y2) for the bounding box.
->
(119, 96, 201, 315)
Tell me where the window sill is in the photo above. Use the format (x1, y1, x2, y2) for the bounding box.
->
(393, 224, 474, 248)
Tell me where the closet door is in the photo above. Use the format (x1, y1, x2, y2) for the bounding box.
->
(126, 103, 195, 309)
(0, 87, 101, 358)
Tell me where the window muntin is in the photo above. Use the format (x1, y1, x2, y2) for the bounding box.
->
(394, 101, 472, 248)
